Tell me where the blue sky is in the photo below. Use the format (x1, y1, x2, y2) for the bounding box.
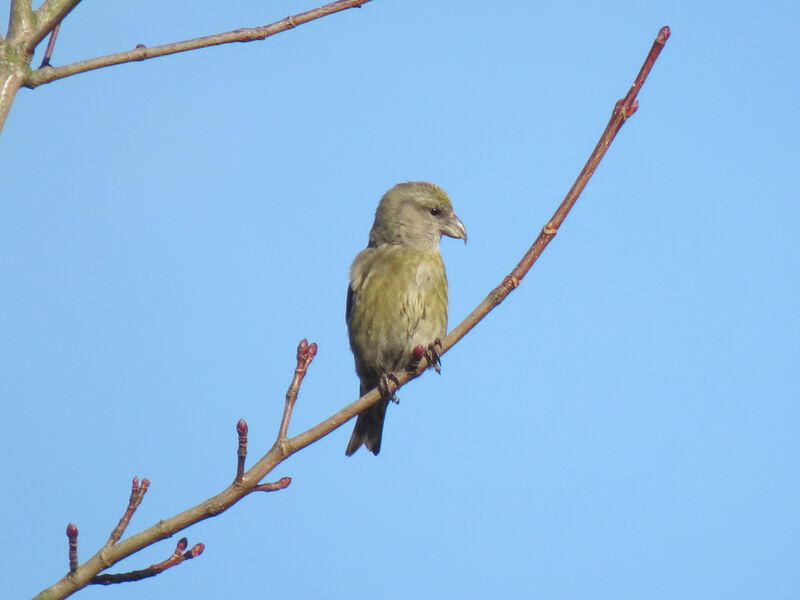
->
(2, 1, 799, 598)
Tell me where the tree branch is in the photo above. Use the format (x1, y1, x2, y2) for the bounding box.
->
(33, 26, 670, 600)
(89, 537, 204, 585)
(31, 0, 81, 49)
(278, 339, 318, 441)
(106, 477, 150, 546)
(38, 21, 61, 68)
(443, 26, 672, 351)
(7, 0, 34, 42)
(24, 0, 372, 88)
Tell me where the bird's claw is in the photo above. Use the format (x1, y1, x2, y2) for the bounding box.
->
(412, 339, 443, 373)
(379, 373, 401, 404)
(427, 338, 443, 374)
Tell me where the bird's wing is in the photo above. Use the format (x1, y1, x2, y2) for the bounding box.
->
(346, 282, 354, 324)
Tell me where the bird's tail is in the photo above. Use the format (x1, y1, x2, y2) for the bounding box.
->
(345, 397, 389, 456)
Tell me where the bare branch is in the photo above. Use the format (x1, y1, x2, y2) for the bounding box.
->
(33, 27, 670, 600)
(441, 25, 672, 352)
(106, 477, 150, 546)
(90, 537, 204, 585)
(39, 22, 61, 68)
(277, 338, 318, 441)
(24, 0, 372, 89)
(1, 0, 75, 132)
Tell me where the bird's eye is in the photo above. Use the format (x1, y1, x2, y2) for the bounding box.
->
(429, 207, 441, 216)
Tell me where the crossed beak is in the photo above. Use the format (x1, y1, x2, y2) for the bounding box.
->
(442, 213, 467, 244)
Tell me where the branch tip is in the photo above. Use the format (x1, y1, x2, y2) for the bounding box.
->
(106, 475, 150, 545)
(255, 476, 292, 492)
(235, 418, 249, 483)
(277, 340, 318, 440)
(296, 338, 318, 364)
(657, 25, 671, 44)
(66, 522, 79, 572)
(90, 535, 204, 585)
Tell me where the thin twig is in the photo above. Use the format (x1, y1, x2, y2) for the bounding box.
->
(90, 537, 204, 585)
(234, 419, 248, 483)
(24, 0, 371, 88)
(106, 477, 149, 546)
(254, 477, 292, 493)
(277, 338, 318, 441)
(39, 21, 60, 68)
(66, 523, 78, 573)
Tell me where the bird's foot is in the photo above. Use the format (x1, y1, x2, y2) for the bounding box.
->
(412, 338, 443, 374)
(378, 372, 401, 404)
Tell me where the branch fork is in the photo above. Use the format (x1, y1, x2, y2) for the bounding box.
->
(61, 475, 203, 586)
(90, 538, 204, 585)
(1, 0, 374, 134)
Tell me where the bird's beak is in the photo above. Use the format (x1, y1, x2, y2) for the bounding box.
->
(441, 213, 467, 244)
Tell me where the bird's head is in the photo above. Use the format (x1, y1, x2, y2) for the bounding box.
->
(368, 181, 467, 248)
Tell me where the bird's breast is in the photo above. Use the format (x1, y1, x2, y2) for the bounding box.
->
(347, 246, 448, 377)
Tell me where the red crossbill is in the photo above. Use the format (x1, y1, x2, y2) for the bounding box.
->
(345, 182, 467, 456)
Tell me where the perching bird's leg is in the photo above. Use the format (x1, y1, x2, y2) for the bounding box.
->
(378, 373, 401, 404)
(413, 338, 443, 374)
(427, 338, 443, 373)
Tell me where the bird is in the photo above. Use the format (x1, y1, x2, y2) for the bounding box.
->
(345, 181, 467, 456)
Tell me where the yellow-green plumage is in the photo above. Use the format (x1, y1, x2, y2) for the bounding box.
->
(345, 182, 466, 456)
